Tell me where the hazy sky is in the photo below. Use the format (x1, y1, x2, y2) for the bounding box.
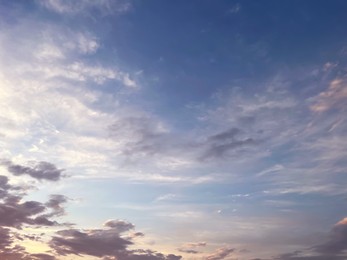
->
(0, 0, 347, 259)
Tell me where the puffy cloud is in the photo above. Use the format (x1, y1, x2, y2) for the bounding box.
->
(49, 221, 181, 259)
(1, 160, 65, 182)
(0, 226, 56, 260)
(103, 219, 135, 233)
(49, 228, 132, 256)
(0, 174, 68, 229)
(44, 195, 68, 217)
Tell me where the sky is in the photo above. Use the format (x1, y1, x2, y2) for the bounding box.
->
(0, 0, 347, 259)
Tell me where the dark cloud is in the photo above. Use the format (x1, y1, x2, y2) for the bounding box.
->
(50, 228, 132, 257)
(272, 254, 346, 260)
(0, 165, 67, 259)
(0, 189, 66, 228)
(208, 128, 240, 142)
(130, 231, 145, 238)
(30, 254, 57, 260)
(0, 175, 15, 199)
(0, 173, 69, 259)
(269, 218, 347, 260)
(0, 198, 45, 228)
(1, 160, 65, 181)
(0, 227, 12, 249)
(177, 248, 199, 254)
(44, 195, 68, 218)
(49, 220, 181, 259)
(108, 116, 169, 157)
(201, 137, 255, 160)
(0, 227, 56, 260)
(200, 128, 256, 160)
(315, 217, 347, 255)
(103, 219, 135, 232)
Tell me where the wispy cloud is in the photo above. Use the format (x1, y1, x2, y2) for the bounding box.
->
(37, 0, 131, 15)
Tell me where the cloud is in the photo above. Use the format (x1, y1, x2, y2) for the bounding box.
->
(197, 127, 257, 160)
(0, 181, 61, 259)
(1, 160, 65, 181)
(185, 242, 207, 247)
(108, 116, 170, 157)
(0, 175, 68, 229)
(177, 241, 206, 254)
(228, 3, 241, 14)
(103, 219, 135, 232)
(309, 78, 347, 113)
(108, 116, 256, 165)
(315, 217, 347, 255)
(49, 221, 181, 259)
(272, 253, 346, 260)
(30, 254, 57, 260)
(37, 0, 131, 15)
(205, 246, 235, 260)
(49, 228, 132, 256)
(44, 195, 69, 218)
(267, 217, 347, 260)
(200, 135, 256, 160)
(177, 248, 199, 254)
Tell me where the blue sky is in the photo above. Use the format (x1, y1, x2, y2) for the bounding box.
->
(0, 0, 347, 259)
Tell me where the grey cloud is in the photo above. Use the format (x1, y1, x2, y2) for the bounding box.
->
(0, 227, 56, 260)
(30, 254, 57, 260)
(49, 221, 181, 259)
(208, 128, 240, 142)
(200, 131, 256, 160)
(0, 175, 15, 199)
(109, 117, 256, 163)
(0, 174, 68, 229)
(108, 116, 169, 157)
(103, 219, 135, 233)
(50, 228, 132, 257)
(177, 248, 199, 254)
(0, 200, 45, 228)
(272, 254, 346, 260)
(0, 227, 12, 249)
(1, 160, 65, 181)
(130, 232, 145, 238)
(205, 247, 235, 260)
(315, 218, 347, 255)
(44, 195, 68, 217)
(267, 218, 347, 260)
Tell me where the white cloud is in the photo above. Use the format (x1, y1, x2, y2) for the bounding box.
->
(38, 0, 131, 15)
